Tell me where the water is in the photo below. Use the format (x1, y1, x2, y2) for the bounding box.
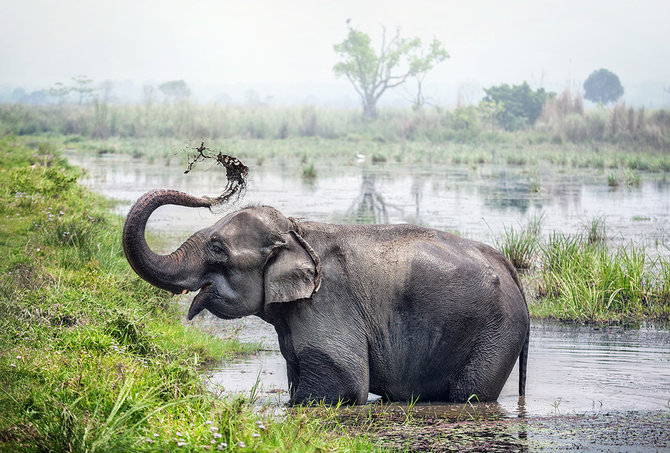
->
(67, 152, 670, 253)
(68, 151, 670, 420)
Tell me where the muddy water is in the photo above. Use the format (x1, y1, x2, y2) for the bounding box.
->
(69, 151, 670, 448)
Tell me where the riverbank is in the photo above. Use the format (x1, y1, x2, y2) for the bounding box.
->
(0, 137, 376, 451)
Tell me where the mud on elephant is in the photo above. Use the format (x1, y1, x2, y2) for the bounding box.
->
(123, 189, 530, 405)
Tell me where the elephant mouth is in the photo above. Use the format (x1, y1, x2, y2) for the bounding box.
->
(187, 282, 214, 320)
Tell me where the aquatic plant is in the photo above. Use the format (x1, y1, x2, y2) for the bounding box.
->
(584, 216, 607, 245)
(302, 161, 317, 180)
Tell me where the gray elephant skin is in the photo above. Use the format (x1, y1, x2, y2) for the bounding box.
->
(123, 189, 530, 405)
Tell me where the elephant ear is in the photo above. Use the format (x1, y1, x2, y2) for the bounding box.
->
(264, 231, 321, 305)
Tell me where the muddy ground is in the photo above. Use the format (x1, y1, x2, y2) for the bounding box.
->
(337, 407, 669, 452)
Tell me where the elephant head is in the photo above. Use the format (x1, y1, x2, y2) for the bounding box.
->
(122, 189, 321, 320)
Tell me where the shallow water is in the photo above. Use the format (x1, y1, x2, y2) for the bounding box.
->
(69, 151, 670, 428)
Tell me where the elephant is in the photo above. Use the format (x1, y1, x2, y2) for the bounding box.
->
(123, 188, 530, 405)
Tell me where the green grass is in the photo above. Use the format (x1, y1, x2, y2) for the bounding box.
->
(495, 214, 544, 270)
(531, 231, 670, 323)
(0, 136, 377, 451)
(496, 214, 670, 323)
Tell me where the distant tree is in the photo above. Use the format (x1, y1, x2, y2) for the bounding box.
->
(10, 87, 27, 103)
(478, 99, 504, 132)
(159, 80, 190, 103)
(244, 89, 262, 106)
(408, 39, 450, 111)
(333, 23, 448, 118)
(482, 82, 554, 130)
(457, 81, 482, 107)
(71, 75, 96, 105)
(143, 85, 157, 107)
(22, 90, 51, 105)
(99, 80, 115, 103)
(49, 82, 71, 104)
(583, 69, 623, 105)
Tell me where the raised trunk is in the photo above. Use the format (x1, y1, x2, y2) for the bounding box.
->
(122, 189, 212, 294)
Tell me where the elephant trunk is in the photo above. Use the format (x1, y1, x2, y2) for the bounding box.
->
(122, 189, 212, 294)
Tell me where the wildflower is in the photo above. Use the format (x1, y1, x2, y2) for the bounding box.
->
(10, 364, 16, 368)
(176, 441, 186, 447)
(16, 356, 21, 359)
(238, 441, 246, 448)
(252, 433, 261, 438)
(213, 433, 222, 439)
(205, 420, 213, 425)
(176, 432, 182, 437)
(218, 443, 227, 450)
(210, 426, 218, 431)
(154, 433, 159, 437)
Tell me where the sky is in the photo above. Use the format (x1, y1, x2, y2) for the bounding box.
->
(1, 0, 669, 106)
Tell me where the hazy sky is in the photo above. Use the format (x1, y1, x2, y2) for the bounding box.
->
(2, 0, 669, 105)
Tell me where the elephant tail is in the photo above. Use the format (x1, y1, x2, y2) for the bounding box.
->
(519, 322, 529, 396)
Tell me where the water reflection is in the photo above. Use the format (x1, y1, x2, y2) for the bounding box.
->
(346, 174, 390, 224)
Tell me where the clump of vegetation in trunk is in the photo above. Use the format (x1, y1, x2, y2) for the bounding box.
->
(184, 141, 249, 208)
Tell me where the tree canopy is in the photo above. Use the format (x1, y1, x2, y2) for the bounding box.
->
(159, 80, 191, 103)
(482, 82, 554, 131)
(583, 68, 624, 105)
(333, 24, 448, 118)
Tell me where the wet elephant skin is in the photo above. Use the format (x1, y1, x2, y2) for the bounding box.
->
(122, 189, 530, 405)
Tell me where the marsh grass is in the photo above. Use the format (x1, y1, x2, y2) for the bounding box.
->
(533, 230, 670, 322)
(301, 161, 317, 180)
(0, 137, 376, 451)
(584, 216, 607, 245)
(496, 214, 544, 270)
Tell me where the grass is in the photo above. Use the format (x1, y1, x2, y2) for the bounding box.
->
(2, 101, 670, 173)
(531, 231, 670, 323)
(26, 131, 670, 184)
(495, 214, 544, 270)
(0, 136, 377, 451)
(495, 214, 670, 323)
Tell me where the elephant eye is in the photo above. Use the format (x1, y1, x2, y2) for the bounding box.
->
(209, 239, 229, 257)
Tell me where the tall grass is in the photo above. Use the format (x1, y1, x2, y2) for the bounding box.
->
(537, 90, 670, 148)
(533, 231, 670, 323)
(2, 101, 669, 151)
(495, 214, 544, 270)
